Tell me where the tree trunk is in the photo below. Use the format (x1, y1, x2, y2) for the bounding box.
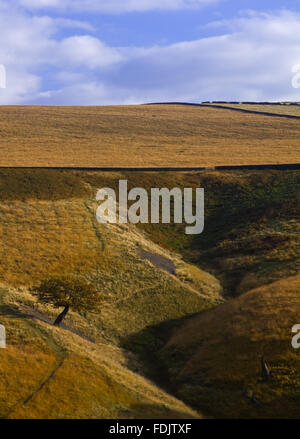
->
(54, 305, 69, 326)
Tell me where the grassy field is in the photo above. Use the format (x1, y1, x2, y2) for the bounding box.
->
(0, 105, 300, 167)
(0, 168, 299, 418)
(206, 103, 300, 117)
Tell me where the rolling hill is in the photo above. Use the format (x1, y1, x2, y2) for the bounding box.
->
(0, 169, 220, 419)
(0, 105, 300, 167)
(204, 102, 300, 118)
(0, 168, 299, 418)
(160, 275, 300, 418)
(0, 285, 201, 419)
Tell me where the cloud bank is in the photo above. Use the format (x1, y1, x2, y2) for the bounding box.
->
(1, 2, 300, 104)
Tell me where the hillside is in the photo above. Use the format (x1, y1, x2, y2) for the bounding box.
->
(135, 169, 300, 297)
(0, 168, 299, 418)
(204, 102, 300, 118)
(0, 287, 201, 419)
(160, 275, 300, 418)
(0, 169, 220, 419)
(0, 105, 300, 167)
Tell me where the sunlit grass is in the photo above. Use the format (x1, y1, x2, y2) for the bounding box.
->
(0, 168, 299, 418)
(0, 105, 299, 167)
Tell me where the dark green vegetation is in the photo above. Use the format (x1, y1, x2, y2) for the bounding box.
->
(137, 170, 300, 297)
(32, 277, 101, 326)
(0, 168, 299, 418)
(0, 168, 88, 201)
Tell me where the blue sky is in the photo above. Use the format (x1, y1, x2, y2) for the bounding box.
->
(1, 0, 300, 104)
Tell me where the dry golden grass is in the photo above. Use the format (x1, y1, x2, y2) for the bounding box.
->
(0, 171, 219, 343)
(0, 289, 200, 419)
(209, 103, 300, 117)
(0, 168, 221, 419)
(0, 168, 298, 418)
(0, 105, 300, 167)
(161, 275, 300, 418)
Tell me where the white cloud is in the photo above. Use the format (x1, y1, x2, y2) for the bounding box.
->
(58, 36, 123, 68)
(0, 1, 54, 102)
(1, 5, 300, 104)
(0, 1, 117, 102)
(18, 0, 220, 13)
(94, 10, 300, 103)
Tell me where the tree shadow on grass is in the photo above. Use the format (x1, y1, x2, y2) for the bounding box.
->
(0, 303, 26, 320)
(0, 301, 95, 343)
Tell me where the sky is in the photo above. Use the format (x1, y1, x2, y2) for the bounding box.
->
(1, 0, 300, 104)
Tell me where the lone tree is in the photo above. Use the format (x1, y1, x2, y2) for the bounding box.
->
(32, 276, 100, 326)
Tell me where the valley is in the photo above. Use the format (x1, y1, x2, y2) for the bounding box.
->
(0, 168, 299, 418)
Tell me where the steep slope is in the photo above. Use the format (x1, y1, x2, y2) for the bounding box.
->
(136, 169, 300, 296)
(160, 275, 300, 418)
(0, 288, 200, 419)
(0, 169, 221, 418)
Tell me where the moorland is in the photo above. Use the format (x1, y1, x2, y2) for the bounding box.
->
(0, 104, 299, 167)
(0, 167, 299, 418)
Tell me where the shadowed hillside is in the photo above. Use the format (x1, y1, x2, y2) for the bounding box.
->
(160, 275, 300, 418)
